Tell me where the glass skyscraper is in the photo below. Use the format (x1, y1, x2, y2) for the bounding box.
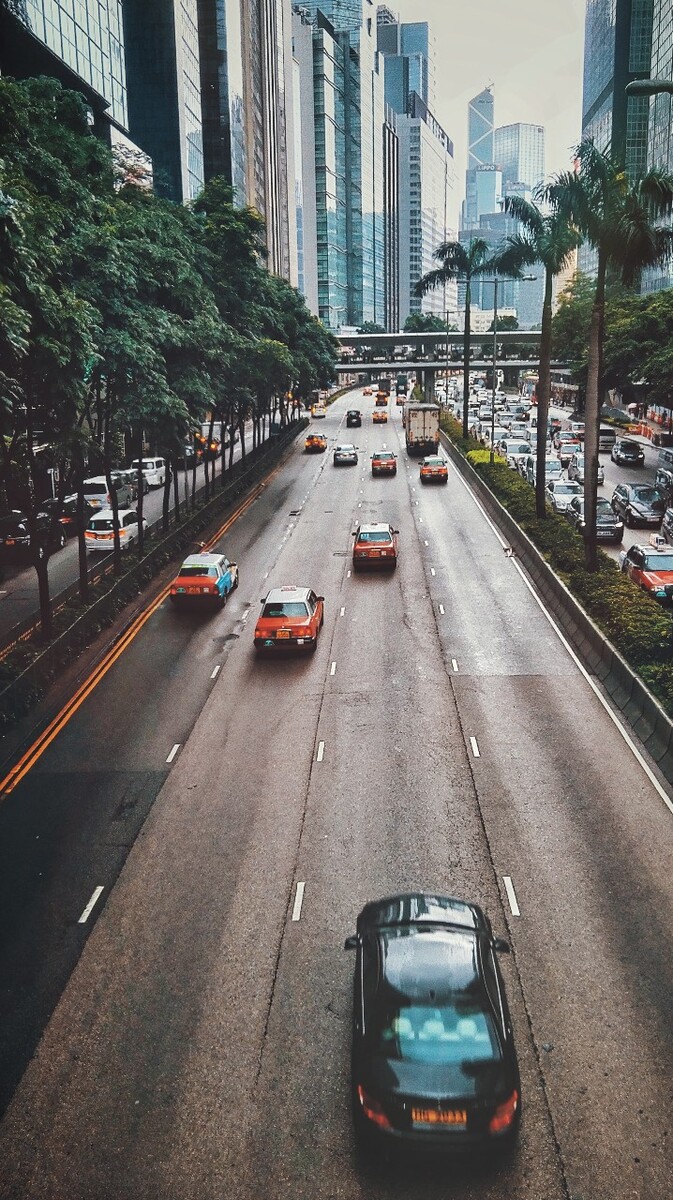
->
(642, 0, 673, 291)
(17, 0, 127, 125)
(462, 86, 495, 228)
(581, 0, 654, 177)
(494, 123, 545, 195)
(123, 0, 204, 202)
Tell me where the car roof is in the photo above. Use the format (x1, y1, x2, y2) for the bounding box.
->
(180, 553, 227, 568)
(89, 508, 138, 519)
(264, 586, 312, 603)
(377, 926, 482, 1001)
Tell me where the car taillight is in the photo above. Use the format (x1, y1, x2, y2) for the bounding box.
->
(357, 1085, 391, 1130)
(489, 1089, 519, 1134)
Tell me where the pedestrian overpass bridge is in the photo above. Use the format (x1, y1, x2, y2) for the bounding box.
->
(333, 329, 568, 378)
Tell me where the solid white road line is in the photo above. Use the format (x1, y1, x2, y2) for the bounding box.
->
(503, 876, 521, 917)
(330, 662, 336, 676)
(210, 665, 221, 680)
(452, 659, 459, 672)
(78, 886, 104, 925)
(317, 741, 325, 762)
(166, 743, 180, 764)
(291, 881, 306, 922)
(451, 463, 673, 816)
(469, 736, 480, 758)
(439, 603, 445, 615)
(340, 606, 345, 616)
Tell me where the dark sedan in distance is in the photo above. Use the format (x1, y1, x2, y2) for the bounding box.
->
(565, 495, 624, 542)
(346, 892, 521, 1153)
(611, 483, 666, 528)
(611, 438, 645, 467)
(346, 410, 362, 428)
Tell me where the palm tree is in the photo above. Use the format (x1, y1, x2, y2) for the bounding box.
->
(414, 239, 494, 438)
(544, 140, 673, 569)
(492, 197, 579, 519)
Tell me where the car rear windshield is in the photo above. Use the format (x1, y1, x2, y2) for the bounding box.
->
(179, 565, 219, 578)
(374, 1000, 501, 1066)
(84, 483, 107, 495)
(358, 531, 392, 543)
(424, 458, 443, 466)
(89, 519, 116, 531)
(375, 452, 395, 460)
(262, 601, 309, 618)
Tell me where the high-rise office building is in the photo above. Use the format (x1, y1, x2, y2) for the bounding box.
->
(494, 122, 545, 195)
(376, 9, 434, 113)
(382, 103, 400, 331)
(581, 0, 654, 178)
(397, 93, 457, 326)
(197, 0, 247, 202)
(1, 0, 128, 131)
(123, 0, 204, 203)
(642, 0, 673, 292)
(299, 0, 385, 330)
(462, 86, 495, 228)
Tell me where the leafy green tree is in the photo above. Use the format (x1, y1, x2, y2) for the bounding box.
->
(403, 313, 452, 332)
(488, 314, 519, 332)
(551, 271, 594, 379)
(357, 321, 385, 334)
(545, 139, 673, 569)
(414, 239, 494, 437)
(493, 197, 579, 517)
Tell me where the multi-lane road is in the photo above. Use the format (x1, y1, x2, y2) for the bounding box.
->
(0, 389, 672, 1200)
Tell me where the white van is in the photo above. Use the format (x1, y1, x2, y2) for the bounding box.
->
(131, 457, 166, 488)
(598, 425, 617, 452)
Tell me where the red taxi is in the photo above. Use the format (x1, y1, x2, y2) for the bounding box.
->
(352, 523, 399, 571)
(371, 450, 397, 477)
(372, 409, 388, 424)
(254, 586, 324, 652)
(375, 393, 388, 407)
(420, 455, 449, 484)
(305, 433, 327, 453)
(619, 541, 673, 603)
(363, 386, 373, 396)
(170, 552, 238, 607)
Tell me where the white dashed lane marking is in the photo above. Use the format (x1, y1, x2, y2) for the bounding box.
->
(210, 665, 221, 679)
(78, 886, 104, 925)
(316, 741, 325, 762)
(166, 743, 180, 764)
(504, 876, 521, 916)
(469, 736, 480, 758)
(291, 881, 306, 922)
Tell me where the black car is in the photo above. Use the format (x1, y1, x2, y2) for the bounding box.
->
(346, 892, 521, 1153)
(0, 510, 67, 561)
(611, 483, 666, 528)
(346, 409, 362, 428)
(565, 495, 624, 542)
(41, 495, 97, 537)
(611, 438, 645, 467)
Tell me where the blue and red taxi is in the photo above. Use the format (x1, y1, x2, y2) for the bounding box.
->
(170, 552, 239, 607)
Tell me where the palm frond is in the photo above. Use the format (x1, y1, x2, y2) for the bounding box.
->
(414, 266, 453, 297)
(503, 195, 544, 236)
(490, 233, 536, 278)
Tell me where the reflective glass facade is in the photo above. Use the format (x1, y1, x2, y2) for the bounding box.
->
(197, 0, 247, 203)
(23, 0, 126, 125)
(462, 86, 494, 228)
(494, 123, 545, 194)
(581, 0, 653, 173)
(642, 0, 673, 291)
(313, 16, 349, 328)
(398, 96, 457, 325)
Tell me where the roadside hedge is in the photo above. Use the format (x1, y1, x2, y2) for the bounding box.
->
(441, 414, 673, 716)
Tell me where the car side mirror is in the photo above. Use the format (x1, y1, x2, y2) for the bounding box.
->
(344, 935, 358, 950)
(493, 936, 510, 954)
(393, 529, 400, 535)
(317, 596, 324, 602)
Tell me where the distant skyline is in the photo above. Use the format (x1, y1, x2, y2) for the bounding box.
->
(388, 0, 586, 228)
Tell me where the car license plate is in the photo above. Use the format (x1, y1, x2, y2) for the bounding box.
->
(596, 530, 612, 538)
(411, 1108, 467, 1128)
(276, 630, 291, 639)
(371, 550, 380, 556)
(187, 586, 200, 593)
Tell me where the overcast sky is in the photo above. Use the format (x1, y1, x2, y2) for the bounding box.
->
(388, 0, 587, 225)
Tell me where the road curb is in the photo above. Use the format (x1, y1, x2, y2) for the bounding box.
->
(441, 432, 673, 786)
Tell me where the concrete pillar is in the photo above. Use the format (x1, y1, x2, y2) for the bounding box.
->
(424, 369, 435, 402)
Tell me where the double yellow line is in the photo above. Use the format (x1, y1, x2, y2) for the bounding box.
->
(0, 469, 275, 796)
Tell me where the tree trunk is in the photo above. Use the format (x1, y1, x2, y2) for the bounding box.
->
(535, 268, 554, 519)
(582, 254, 606, 572)
(75, 448, 89, 604)
(136, 427, 145, 556)
(173, 455, 180, 520)
(162, 459, 171, 532)
(204, 412, 216, 501)
(239, 420, 247, 462)
(462, 281, 471, 439)
(103, 399, 121, 574)
(35, 549, 52, 641)
(191, 455, 197, 509)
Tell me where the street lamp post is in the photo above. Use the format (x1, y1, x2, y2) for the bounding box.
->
(491, 276, 498, 463)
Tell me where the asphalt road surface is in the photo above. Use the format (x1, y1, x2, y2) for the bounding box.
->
(0, 431, 251, 642)
(0, 390, 672, 1200)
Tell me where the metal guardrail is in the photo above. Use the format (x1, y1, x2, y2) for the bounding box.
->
(0, 421, 306, 727)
